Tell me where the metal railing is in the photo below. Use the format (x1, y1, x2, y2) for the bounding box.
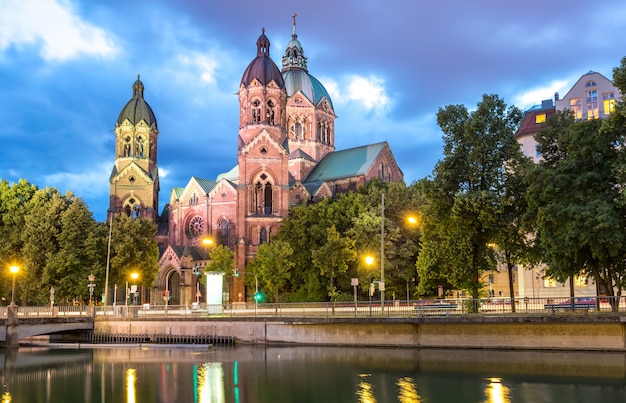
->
(89, 296, 626, 320)
(0, 305, 94, 318)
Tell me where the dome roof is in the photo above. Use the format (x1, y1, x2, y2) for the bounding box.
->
(117, 76, 157, 127)
(283, 69, 333, 110)
(240, 29, 284, 88)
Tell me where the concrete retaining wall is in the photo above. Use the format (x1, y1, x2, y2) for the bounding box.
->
(94, 317, 626, 351)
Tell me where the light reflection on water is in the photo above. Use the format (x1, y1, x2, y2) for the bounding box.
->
(483, 377, 510, 403)
(1, 346, 626, 402)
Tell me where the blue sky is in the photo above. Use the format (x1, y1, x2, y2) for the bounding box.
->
(1, 0, 626, 222)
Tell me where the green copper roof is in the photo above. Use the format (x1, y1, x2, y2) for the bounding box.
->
(192, 177, 217, 194)
(304, 142, 387, 183)
(117, 75, 157, 127)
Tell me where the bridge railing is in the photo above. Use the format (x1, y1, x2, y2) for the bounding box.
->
(91, 296, 626, 320)
(0, 305, 94, 318)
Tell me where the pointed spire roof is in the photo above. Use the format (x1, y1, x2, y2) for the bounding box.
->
(282, 13, 308, 71)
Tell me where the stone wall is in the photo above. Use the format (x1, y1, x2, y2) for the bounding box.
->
(94, 317, 626, 351)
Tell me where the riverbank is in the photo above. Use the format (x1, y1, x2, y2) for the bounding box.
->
(88, 315, 626, 351)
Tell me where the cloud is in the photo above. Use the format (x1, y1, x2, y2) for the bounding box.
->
(43, 162, 111, 199)
(513, 77, 576, 111)
(323, 74, 391, 116)
(0, 0, 118, 61)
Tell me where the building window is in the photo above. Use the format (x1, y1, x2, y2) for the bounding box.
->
(260, 227, 267, 244)
(587, 90, 598, 119)
(570, 98, 582, 119)
(543, 278, 557, 288)
(603, 92, 615, 115)
(251, 100, 261, 124)
(266, 100, 276, 124)
(535, 113, 546, 124)
(186, 215, 204, 239)
(189, 193, 198, 206)
(574, 275, 588, 287)
(219, 219, 229, 246)
(585, 80, 597, 87)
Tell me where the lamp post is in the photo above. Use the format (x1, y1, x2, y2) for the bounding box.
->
(365, 256, 374, 316)
(130, 272, 139, 305)
(9, 265, 19, 305)
(87, 274, 96, 305)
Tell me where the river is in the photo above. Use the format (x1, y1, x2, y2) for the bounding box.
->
(1, 344, 626, 402)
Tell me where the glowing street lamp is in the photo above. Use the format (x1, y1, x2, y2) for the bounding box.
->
(130, 272, 139, 305)
(9, 265, 19, 305)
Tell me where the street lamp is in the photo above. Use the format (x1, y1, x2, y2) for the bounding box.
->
(202, 238, 214, 256)
(130, 272, 139, 305)
(87, 274, 96, 305)
(9, 265, 19, 305)
(365, 256, 374, 316)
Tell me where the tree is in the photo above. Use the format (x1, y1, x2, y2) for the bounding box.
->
(107, 215, 159, 291)
(312, 226, 357, 302)
(251, 240, 294, 302)
(525, 108, 626, 310)
(417, 94, 525, 306)
(205, 245, 235, 275)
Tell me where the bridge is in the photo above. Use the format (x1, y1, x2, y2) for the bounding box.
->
(0, 305, 94, 348)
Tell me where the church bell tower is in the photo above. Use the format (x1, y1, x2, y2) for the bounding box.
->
(109, 75, 160, 222)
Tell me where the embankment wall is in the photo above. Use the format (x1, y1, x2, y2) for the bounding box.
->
(94, 316, 626, 351)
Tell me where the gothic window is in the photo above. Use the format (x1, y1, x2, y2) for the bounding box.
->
(189, 193, 198, 206)
(221, 219, 229, 246)
(292, 122, 303, 139)
(186, 215, 204, 239)
(266, 100, 276, 124)
(264, 183, 272, 214)
(253, 174, 273, 215)
(260, 227, 267, 244)
(124, 197, 141, 218)
(123, 136, 132, 157)
(251, 100, 261, 124)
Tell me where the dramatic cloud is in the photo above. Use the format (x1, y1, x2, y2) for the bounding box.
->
(0, 0, 118, 61)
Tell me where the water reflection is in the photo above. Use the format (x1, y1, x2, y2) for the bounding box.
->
(0, 346, 625, 402)
(357, 374, 376, 402)
(1, 392, 12, 403)
(483, 377, 510, 403)
(397, 377, 420, 403)
(126, 368, 136, 403)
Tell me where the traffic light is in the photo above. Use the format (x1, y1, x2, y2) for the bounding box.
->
(234, 269, 240, 277)
(253, 291, 263, 303)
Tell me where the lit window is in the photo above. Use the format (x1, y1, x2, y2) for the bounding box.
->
(603, 92, 615, 115)
(535, 113, 546, 124)
(543, 278, 556, 288)
(587, 90, 598, 119)
(570, 98, 582, 119)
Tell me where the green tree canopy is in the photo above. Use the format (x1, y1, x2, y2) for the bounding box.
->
(417, 94, 525, 302)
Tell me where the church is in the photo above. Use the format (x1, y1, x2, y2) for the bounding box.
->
(109, 17, 404, 305)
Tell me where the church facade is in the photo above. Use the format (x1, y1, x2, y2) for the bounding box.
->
(110, 18, 404, 305)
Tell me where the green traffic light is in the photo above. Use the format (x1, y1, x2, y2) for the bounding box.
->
(254, 292, 263, 302)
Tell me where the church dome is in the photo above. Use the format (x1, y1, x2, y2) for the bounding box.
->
(281, 17, 333, 110)
(283, 70, 333, 110)
(117, 76, 157, 127)
(241, 29, 285, 88)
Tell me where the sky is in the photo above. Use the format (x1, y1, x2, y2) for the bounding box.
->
(1, 0, 626, 222)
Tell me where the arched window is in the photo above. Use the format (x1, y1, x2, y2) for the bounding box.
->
(252, 100, 261, 124)
(219, 219, 229, 246)
(264, 183, 272, 214)
(266, 100, 276, 124)
(252, 174, 273, 215)
(260, 227, 267, 244)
